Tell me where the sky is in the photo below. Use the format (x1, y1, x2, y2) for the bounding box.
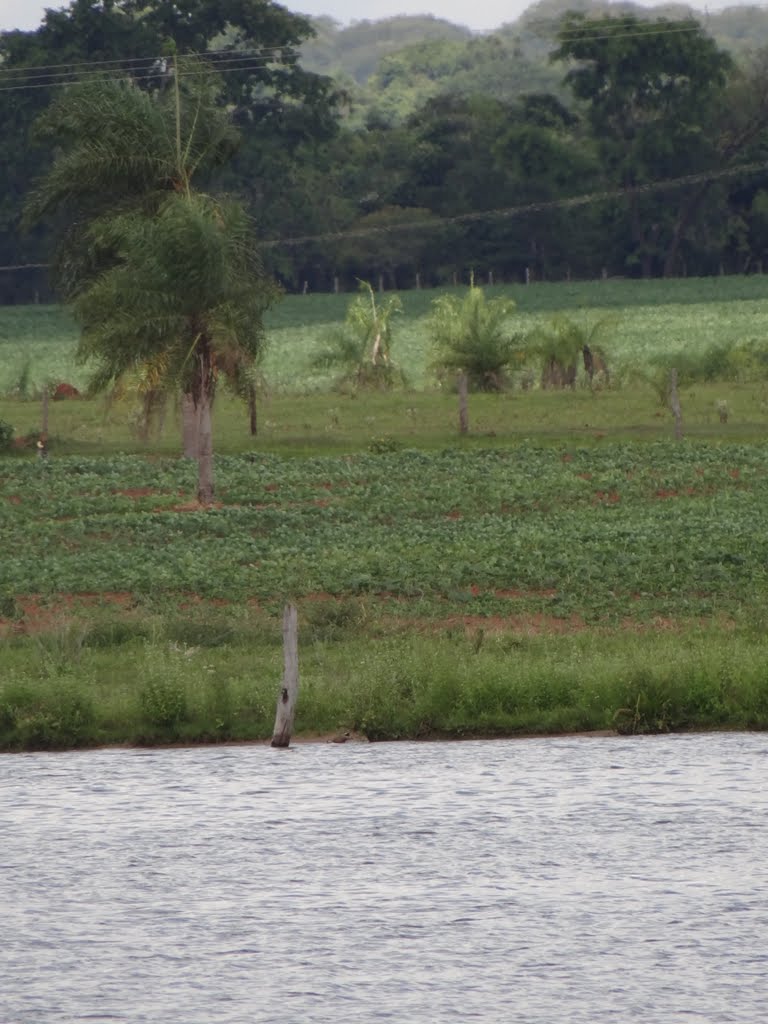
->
(0, 0, 758, 34)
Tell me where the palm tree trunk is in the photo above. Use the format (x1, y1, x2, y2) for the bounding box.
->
(182, 392, 199, 458)
(197, 388, 214, 503)
(195, 340, 215, 504)
(248, 381, 258, 436)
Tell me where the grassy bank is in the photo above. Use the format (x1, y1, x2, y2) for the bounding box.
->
(1, 441, 768, 750)
(2, 622, 767, 751)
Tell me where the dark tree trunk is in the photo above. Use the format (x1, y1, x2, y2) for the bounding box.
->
(248, 382, 258, 437)
(182, 392, 199, 458)
(193, 336, 215, 504)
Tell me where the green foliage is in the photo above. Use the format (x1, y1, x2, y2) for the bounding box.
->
(429, 284, 522, 390)
(529, 316, 614, 389)
(368, 435, 403, 453)
(313, 281, 405, 390)
(140, 675, 189, 730)
(0, 419, 14, 450)
(0, 677, 95, 750)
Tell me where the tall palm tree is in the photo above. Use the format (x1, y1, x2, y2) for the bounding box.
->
(26, 59, 277, 500)
(74, 191, 275, 502)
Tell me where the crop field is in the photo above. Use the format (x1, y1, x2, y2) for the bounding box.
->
(2, 443, 765, 622)
(4, 274, 768, 395)
(3, 276, 768, 749)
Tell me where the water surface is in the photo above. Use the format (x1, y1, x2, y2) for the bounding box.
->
(3, 733, 767, 1022)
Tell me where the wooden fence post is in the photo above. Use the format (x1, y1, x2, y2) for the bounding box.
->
(271, 603, 300, 748)
(41, 387, 49, 439)
(669, 368, 683, 441)
(458, 371, 469, 436)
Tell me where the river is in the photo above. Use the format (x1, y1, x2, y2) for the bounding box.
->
(2, 733, 767, 1023)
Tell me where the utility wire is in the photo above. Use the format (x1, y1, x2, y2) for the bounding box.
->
(0, 51, 299, 87)
(3, 160, 765, 272)
(0, 57, 301, 93)
(257, 161, 768, 249)
(0, 14, 734, 92)
(0, 44, 299, 77)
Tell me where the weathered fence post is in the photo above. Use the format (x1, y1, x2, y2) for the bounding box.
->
(333, 276, 340, 294)
(525, 267, 530, 285)
(41, 387, 49, 439)
(669, 368, 683, 441)
(271, 603, 300, 748)
(415, 272, 421, 290)
(458, 371, 469, 436)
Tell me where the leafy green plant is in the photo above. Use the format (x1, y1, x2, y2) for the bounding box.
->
(312, 280, 405, 390)
(0, 419, 14, 450)
(140, 677, 189, 729)
(528, 316, 614, 390)
(0, 679, 95, 750)
(428, 283, 521, 391)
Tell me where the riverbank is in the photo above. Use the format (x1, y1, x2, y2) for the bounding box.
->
(1, 619, 767, 751)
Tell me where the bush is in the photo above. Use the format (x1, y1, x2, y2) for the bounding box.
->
(312, 281, 405, 391)
(0, 420, 14, 451)
(0, 679, 95, 750)
(429, 284, 522, 391)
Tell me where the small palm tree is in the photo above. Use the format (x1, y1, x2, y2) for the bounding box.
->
(313, 281, 404, 390)
(428, 284, 521, 391)
(529, 316, 614, 390)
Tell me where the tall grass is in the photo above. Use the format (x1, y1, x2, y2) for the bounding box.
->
(1, 622, 767, 750)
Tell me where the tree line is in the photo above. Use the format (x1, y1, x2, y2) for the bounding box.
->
(4, 0, 768, 304)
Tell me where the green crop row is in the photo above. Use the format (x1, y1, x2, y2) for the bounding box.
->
(1, 443, 766, 622)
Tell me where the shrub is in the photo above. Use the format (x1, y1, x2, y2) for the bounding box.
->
(0, 419, 14, 451)
(429, 283, 522, 391)
(312, 281, 405, 391)
(0, 679, 95, 750)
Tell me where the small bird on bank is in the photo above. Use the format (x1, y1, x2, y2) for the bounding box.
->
(36, 439, 48, 461)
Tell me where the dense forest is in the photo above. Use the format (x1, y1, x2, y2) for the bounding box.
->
(4, 0, 768, 302)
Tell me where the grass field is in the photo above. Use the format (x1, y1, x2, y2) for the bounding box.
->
(3, 274, 768, 395)
(2, 275, 768, 750)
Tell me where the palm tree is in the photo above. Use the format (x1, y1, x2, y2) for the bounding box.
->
(26, 59, 277, 501)
(27, 59, 238, 293)
(428, 283, 522, 391)
(73, 191, 276, 502)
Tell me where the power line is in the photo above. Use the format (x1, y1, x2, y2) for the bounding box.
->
(0, 44, 298, 78)
(3, 160, 765, 273)
(0, 51, 298, 88)
(0, 13, 731, 93)
(256, 162, 768, 249)
(0, 56, 301, 93)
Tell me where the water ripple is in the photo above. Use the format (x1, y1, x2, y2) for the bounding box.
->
(2, 733, 767, 1022)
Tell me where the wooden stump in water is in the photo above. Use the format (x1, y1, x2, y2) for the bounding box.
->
(271, 603, 300, 748)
